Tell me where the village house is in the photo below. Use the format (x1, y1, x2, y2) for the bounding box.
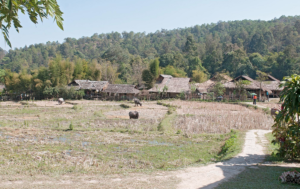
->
(67, 80, 109, 98)
(195, 73, 232, 98)
(103, 84, 140, 100)
(222, 75, 283, 100)
(260, 75, 283, 98)
(148, 74, 191, 98)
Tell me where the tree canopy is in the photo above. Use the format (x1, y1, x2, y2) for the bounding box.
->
(2, 15, 300, 93)
(0, 0, 63, 47)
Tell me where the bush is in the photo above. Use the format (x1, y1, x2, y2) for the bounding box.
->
(272, 74, 300, 159)
(220, 130, 238, 155)
(69, 123, 74, 130)
(72, 105, 82, 110)
(120, 104, 130, 108)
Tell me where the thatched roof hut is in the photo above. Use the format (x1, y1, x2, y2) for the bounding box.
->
(195, 73, 232, 93)
(222, 75, 271, 92)
(68, 80, 109, 91)
(104, 84, 140, 95)
(222, 75, 284, 98)
(148, 75, 191, 94)
(262, 81, 283, 92)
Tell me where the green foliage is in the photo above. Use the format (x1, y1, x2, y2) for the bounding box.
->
(149, 58, 159, 78)
(272, 74, 300, 159)
(120, 104, 130, 109)
(178, 91, 186, 100)
(69, 123, 74, 130)
(234, 80, 249, 100)
(0, 0, 63, 47)
(72, 105, 82, 111)
(161, 65, 186, 77)
(2, 16, 300, 91)
(192, 69, 207, 83)
(0, 69, 5, 83)
(213, 82, 225, 96)
(142, 58, 160, 89)
(142, 69, 154, 89)
(220, 130, 238, 154)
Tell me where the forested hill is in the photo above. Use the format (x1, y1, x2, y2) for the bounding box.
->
(2, 15, 300, 83)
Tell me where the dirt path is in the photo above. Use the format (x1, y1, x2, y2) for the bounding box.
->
(243, 102, 268, 109)
(176, 129, 271, 189)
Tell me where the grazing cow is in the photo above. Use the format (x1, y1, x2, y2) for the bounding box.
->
(129, 111, 139, 119)
(134, 98, 142, 107)
(58, 98, 64, 105)
(271, 108, 280, 117)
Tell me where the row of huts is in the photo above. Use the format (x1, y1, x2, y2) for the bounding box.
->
(67, 73, 283, 100)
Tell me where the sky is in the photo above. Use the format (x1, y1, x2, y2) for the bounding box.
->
(1, 0, 300, 51)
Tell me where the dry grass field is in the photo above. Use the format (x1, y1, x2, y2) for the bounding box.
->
(0, 99, 274, 188)
(166, 100, 274, 134)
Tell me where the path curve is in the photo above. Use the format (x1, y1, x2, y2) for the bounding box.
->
(176, 129, 271, 189)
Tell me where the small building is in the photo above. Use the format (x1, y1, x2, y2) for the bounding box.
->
(67, 80, 109, 98)
(103, 84, 140, 100)
(222, 75, 281, 100)
(261, 75, 283, 98)
(148, 74, 191, 98)
(195, 73, 232, 96)
(68, 80, 109, 91)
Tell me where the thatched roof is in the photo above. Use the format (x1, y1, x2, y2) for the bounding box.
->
(194, 73, 232, 93)
(68, 80, 109, 91)
(262, 81, 283, 91)
(194, 74, 282, 93)
(160, 74, 173, 78)
(232, 75, 255, 82)
(148, 75, 191, 93)
(266, 75, 279, 82)
(211, 73, 232, 82)
(104, 84, 140, 94)
(195, 80, 215, 93)
(223, 75, 282, 92)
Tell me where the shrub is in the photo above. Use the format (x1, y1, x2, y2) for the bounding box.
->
(69, 123, 74, 130)
(72, 105, 82, 110)
(272, 74, 300, 159)
(120, 104, 130, 108)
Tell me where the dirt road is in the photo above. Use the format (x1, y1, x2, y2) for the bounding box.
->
(176, 129, 271, 189)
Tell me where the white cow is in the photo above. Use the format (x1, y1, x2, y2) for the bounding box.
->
(58, 98, 64, 105)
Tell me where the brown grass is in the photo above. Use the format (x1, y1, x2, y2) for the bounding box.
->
(165, 100, 273, 134)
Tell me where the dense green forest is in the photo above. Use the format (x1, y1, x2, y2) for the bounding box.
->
(2, 15, 300, 94)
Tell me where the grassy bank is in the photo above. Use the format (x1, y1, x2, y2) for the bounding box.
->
(216, 166, 300, 189)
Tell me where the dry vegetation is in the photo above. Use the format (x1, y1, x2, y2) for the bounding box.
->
(256, 102, 282, 109)
(0, 100, 240, 177)
(0, 99, 274, 187)
(165, 100, 274, 134)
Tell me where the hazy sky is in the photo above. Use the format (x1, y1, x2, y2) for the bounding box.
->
(1, 0, 300, 51)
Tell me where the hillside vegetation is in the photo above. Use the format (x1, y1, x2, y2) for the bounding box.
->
(1, 15, 300, 94)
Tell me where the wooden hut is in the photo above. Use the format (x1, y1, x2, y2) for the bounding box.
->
(103, 84, 140, 100)
(148, 74, 191, 98)
(195, 73, 232, 98)
(222, 75, 277, 100)
(261, 75, 283, 98)
(67, 80, 109, 99)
